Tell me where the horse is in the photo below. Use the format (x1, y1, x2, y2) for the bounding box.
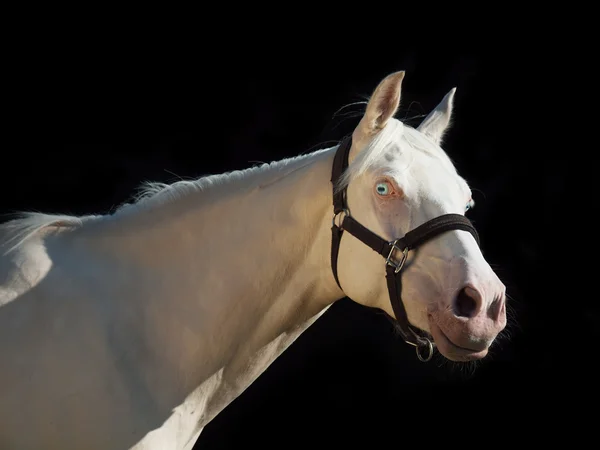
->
(0, 71, 507, 449)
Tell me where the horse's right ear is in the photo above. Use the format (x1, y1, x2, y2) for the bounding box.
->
(354, 71, 405, 140)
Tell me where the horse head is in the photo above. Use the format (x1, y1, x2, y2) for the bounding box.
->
(334, 72, 507, 362)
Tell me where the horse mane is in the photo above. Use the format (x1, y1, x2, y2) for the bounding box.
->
(0, 146, 334, 255)
(113, 146, 335, 215)
(0, 213, 99, 255)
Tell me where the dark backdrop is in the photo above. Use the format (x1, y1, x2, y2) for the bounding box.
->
(2, 31, 590, 448)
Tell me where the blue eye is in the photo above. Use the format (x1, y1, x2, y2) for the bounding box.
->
(376, 182, 390, 195)
(465, 200, 474, 212)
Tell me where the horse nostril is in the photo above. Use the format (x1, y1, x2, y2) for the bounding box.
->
(453, 287, 479, 318)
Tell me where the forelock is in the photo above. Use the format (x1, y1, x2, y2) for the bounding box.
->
(335, 119, 457, 194)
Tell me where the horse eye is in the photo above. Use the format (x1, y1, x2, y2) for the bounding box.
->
(376, 182, 390, 195)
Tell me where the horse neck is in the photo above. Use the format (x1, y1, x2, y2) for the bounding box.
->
(74, 145, 344, 390)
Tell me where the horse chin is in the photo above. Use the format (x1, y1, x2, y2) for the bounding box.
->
(427, 315, 489, 362)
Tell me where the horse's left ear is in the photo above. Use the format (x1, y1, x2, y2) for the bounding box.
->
(417, 87, 456, 145)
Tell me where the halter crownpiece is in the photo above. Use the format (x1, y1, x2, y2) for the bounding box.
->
(330, 136, 480, 362)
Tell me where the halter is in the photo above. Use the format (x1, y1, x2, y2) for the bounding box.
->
(330, 136, 480, 362)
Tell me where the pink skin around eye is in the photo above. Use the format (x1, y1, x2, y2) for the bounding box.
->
(375, 179, 404, 199)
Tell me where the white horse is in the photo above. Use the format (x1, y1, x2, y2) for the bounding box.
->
(0, 71, 506, 449)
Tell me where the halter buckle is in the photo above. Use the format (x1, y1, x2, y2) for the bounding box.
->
(385, 240, 409, 274)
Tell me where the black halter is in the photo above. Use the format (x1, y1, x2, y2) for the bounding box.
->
(330, 136, 480, 362)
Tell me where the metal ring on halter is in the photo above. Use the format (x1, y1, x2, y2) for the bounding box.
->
(332, 208, 350, 229)
(402, 328, 435, 362)
(415, 338, 434, 362)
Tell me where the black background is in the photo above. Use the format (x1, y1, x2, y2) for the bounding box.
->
(1, 21, 592, 449)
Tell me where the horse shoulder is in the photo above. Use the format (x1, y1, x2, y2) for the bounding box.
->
(0, 218, 146, 449)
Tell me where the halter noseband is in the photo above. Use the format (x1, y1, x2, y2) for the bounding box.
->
(330, 136, 480, 362)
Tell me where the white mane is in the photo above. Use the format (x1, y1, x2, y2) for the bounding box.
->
(113, 146, 334, 215)
(0, 145, 334, 255)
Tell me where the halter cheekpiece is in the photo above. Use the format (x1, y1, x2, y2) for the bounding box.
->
(330, 136, 480, 362)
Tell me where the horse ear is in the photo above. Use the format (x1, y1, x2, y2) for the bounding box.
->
(417, 87, 456, 145)
(355, 71, 405, 137)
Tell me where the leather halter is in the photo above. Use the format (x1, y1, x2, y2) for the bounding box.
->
(330, 136, 480, 362)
